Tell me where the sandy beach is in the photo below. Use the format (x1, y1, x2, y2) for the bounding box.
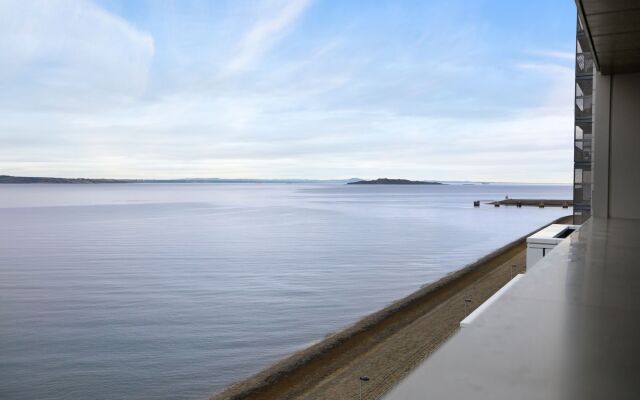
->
(211, 215, 572, 400)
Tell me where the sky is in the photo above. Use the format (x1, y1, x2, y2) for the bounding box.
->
(0, 0, 578, 183)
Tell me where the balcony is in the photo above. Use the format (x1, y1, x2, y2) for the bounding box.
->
(383, 217, 640, 400)
(576, 51, 594, 76)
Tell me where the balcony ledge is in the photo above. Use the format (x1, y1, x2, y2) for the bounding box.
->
(383, 217, 640, 400)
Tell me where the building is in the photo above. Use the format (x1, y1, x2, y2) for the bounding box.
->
(383, 2, 640, 399)
(573, 15, 594, 224)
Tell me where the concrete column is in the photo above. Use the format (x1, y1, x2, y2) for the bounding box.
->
(608, 72, 640, 219)
(591, 73, 610, 218)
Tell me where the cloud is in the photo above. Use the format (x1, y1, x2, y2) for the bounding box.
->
(527, 49, 575, 61)
(515, 62, 572, 75)
(222, 0, 312, 75)
(514, 61, 574, 110)
(0, 0, 154, 111)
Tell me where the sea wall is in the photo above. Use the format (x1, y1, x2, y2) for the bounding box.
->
(211, 215, 573, 400)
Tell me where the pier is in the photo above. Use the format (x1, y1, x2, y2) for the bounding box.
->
(485, 199, 572, 208)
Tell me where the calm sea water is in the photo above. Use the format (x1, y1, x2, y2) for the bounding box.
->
(0, 183, 571, 400)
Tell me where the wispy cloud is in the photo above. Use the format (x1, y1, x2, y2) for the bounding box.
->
(527, 49, 575, 61)
(515, 62, 571, 72)
(0, 0, 154, 111)
(222, 0, 312, 75)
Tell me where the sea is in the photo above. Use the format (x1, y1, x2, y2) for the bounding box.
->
(0, 183, 571, 399)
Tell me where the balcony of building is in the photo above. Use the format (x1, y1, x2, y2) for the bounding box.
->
(384, 217, 640, 400)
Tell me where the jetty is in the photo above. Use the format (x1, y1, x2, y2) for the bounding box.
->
(488, 199, 572, 208)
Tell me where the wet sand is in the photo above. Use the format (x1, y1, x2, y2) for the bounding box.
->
(211, 216, 572, 400)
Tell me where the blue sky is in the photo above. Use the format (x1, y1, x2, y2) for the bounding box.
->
(0, 0, 577, 182)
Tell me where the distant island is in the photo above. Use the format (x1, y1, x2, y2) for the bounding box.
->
(0, 175, 362, 184)
(347, 178, 444, 185)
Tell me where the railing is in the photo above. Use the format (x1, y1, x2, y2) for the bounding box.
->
(576, 51, 594, 75)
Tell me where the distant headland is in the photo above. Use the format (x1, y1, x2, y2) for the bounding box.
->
(0, 175, 135, 184)
(0, 175, 361, 184)
(347, 178, 444, 185)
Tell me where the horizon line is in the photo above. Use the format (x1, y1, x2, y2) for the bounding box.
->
(0, 174, 572, 185)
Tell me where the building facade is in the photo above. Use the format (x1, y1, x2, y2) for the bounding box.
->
(573, 15, 593, 224)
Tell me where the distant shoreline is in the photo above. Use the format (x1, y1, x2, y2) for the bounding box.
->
(0, 175, 359, 185)
(347, 178, 443, 185)
(0, 175, 571, 186)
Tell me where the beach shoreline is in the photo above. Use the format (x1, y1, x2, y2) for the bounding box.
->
(211, 215, 573, 400)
